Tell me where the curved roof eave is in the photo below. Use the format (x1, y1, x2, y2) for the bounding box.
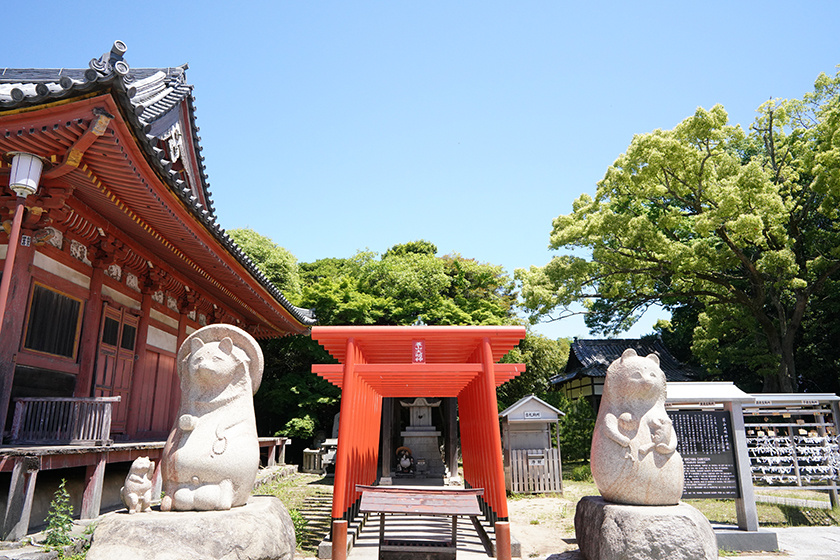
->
(0, 41, 316, 332)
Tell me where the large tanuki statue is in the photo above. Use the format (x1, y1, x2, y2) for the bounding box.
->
(590, 348, 684, 505)
(161, 324, 263, 511)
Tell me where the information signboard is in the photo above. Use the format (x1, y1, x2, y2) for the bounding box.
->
(668, 410, 741, 499)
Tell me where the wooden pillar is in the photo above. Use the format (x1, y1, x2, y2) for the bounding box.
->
(331, 519, 348, 560)
(379, 397, 393, 482)
(75, 266, 105, 398)
(0, 236, 36, 437)
(445, 397, 458, 479)
(2, 456, 40, 541)
(495, 520, 511, 560)
(332, 338, 357, 520)
(81, 452, 108, 519)
(124, 291, 152, 438)
(278, 437, 288, 465)
(481, 338, 508, 520)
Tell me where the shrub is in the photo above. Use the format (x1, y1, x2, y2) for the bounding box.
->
(568, 464, 593, 482)
(44, 479, 74, 550)
(289, 508, 308, 542)
(554, 395, 595, 462)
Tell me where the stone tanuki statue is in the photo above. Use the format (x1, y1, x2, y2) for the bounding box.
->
(590, 348, 684, 505)
(120, 456, 155, 514)
(160, 324, 264, 511)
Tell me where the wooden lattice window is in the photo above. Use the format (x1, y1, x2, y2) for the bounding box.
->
(23, 282, 83, 359)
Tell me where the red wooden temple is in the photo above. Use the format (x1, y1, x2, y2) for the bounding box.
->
(0, 41, 311, 537)
(312, 325, 526, 558)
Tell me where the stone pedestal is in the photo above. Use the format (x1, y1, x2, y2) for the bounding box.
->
(574, 496, 717, 560)
(400, 430, 445, 475)
(87, 496, 295, 560)
(399, 398, 445, 476)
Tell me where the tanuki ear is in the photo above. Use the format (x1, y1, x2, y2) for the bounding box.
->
(190, 338, 204, 353)
(646, 353, 660, 366)
(219, 337, 234, 355)
(621, 348, 638, 361)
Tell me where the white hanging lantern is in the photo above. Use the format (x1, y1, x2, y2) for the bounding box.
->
(7, 152, 45, 198)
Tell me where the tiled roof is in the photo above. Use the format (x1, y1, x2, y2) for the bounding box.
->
(1, 41, 315, 328)
(550, 338, 701, 384)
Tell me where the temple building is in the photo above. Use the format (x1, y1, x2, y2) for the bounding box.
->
(0, 42, 312, 535)
(552, 338, 702, 412)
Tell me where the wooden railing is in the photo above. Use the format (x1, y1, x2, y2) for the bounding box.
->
(9, 397, 121, 445)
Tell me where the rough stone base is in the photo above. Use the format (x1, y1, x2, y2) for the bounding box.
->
(574, 496, 717, 560)
(86, 496, 295, 560)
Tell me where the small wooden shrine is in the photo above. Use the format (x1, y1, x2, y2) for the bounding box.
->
(499, 395, 564, 494)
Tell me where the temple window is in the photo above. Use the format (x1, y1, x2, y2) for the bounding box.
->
(23, 283, 83, 359)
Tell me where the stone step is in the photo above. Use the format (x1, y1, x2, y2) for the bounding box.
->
(298, 493, 335, 553)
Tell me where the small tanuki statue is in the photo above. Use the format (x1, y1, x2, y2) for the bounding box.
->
(160, 324, 263, 511)
(395, 446, 415, 474)
(590, 348, 684, 505)
(120, 456, 155, 514)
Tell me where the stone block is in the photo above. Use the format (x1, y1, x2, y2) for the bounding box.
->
(574, 496, 717, 560)
(86, 496, 294, 560)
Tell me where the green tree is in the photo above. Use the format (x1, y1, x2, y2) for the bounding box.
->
(795, 278, 840, 394)
(228, 228, 302, 301)
(497, 334, 570, 410)
(299, 241, 518, 327)
(518, 70, 840, 392)
(554, 395, 596, 463)
(240, 238, 523, 446)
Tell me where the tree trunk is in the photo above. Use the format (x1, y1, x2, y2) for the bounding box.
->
(762, 320, 799, 393)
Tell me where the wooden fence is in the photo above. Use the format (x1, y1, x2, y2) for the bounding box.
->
(509, 448, 563, 494)
(9, 397, 121, 445)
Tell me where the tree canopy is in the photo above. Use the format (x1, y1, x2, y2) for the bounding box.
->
(518, 70, 840, 392)
(242, 239, 551, 443)
(228, 228, 302, 301)
(300, 241, 519, 326)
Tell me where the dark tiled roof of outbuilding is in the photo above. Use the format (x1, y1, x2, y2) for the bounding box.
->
(1, 41, 315, 328)
(550, 338, 701, 384)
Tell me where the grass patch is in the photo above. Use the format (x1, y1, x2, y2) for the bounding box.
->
(687, 498, 839, 527)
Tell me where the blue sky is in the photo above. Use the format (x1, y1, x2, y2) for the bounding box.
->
(5, 1, 839, 340)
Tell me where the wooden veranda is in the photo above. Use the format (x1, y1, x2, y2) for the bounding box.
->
(311, 325, 526, 559)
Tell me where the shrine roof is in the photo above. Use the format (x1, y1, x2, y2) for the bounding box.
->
(311, 325, 527, 397)
(551, 337, 702, 385)
(312, 325, 526, 364)
(1, 42, 315, 334)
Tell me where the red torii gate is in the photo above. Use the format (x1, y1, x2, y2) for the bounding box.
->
(311, 325, 526, 557)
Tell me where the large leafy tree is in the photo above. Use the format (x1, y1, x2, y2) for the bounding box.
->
(228, 228, 302, 300)
(518, 71, 840, 392)
(243, 239, 525, 442)
(497, 334, 569, 410)
(300, 241, 518, 326)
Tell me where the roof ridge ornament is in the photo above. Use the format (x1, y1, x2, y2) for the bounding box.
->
(86, 40, 130, 82)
